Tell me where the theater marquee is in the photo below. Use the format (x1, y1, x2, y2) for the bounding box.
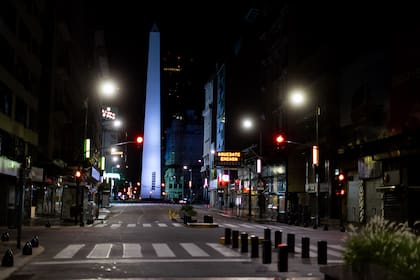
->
(214, 151, 242, 167)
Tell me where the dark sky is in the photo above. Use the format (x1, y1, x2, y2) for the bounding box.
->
(88, 1, 256, 133)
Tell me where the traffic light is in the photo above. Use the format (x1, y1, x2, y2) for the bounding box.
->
(75, 170, 81, 178)
(335, 173, 345, 196)
(136, 136, 143, 144)
(275, 134, 285, 144)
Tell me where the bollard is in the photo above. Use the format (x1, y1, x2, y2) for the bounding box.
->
(1, 232, 10, 242)
(250, 235, 259, 258)
(31, 236, 39, 248)
(2, 249, 13, 267)
(317, 240, 327, 265)
(262, 239, 272, 264)
(274, 230, 282, 248)
(264, 227, 271, 242)
(277, 244, 288, 272)
(232, 230, 239, 249)
(224, 228, 232, 245)
(240, 232, 248, 253)
(203, 215, 213, 223)
(301, 237, 310, 258)
(287, 233, 295, 253)
(22, 241, 32, 255)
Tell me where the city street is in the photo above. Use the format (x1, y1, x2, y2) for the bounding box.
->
(3, 203, 348, 279)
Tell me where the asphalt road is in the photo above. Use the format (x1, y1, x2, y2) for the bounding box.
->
(4, 203, 348, 279)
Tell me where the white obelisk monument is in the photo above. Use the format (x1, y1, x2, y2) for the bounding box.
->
(141, 23, 161, 199)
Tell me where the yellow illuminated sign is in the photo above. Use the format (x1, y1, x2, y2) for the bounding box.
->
(215, 151, 242, 167)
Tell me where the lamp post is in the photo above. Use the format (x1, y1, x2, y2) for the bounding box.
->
(290, 90, 321, 229)
(242, 117, 263, 221)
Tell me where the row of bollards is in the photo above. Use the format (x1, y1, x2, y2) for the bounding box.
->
(223, 227, 328, 272)
(1, 232, 40, 267)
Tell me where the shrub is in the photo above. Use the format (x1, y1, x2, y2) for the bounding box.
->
(178, 205, 197, 218)
(343, 215, 420, 279)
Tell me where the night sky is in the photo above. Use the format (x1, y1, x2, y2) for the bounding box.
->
(88, 1, 254, 133)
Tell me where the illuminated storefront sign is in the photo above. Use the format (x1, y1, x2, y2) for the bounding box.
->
(215, 151, 242, 167)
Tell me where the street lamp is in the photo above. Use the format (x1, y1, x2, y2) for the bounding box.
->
(289, 90, 321, 229)
(241, 117, 263, 220)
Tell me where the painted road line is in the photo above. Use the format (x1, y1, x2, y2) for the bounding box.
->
(180, 243, 209, 257)
(143, 223, 152, 227)
(54, 244, 85, 259)
(153, 243, 175, 257)
(127, 224, 136, 228)
(123, 243, 142, 258)
(206, 243, 241, 257)
(158, 223, 168, 227)
(87, 243, 113, 258)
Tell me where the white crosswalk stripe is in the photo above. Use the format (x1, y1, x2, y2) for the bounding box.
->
(157, 223, 168, 227)
(54, 244, 85, 259)
(110, 223, 121, 229)
(123, 243, 142, 258)
(87, 243, 113, 258)
(143, 223, 152, 227)
(206, 243, 241, 257)
(153, 243, 175, 257)
(127, 223, 136, 228)
(180, 243, 209, 257)
(172, 223, 182, 227)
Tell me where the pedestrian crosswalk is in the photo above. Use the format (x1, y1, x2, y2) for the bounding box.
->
(94, 222, 184, 228)
(52, 241, 344, 262)
(53, 242, 242, 260)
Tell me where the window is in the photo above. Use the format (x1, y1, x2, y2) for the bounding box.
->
(0, 81, 12, 116)
(15, 96, 27, 127)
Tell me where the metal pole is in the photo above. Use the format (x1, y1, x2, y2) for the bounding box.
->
(248, 167, 252, 220)
(314, 105, 320, 229)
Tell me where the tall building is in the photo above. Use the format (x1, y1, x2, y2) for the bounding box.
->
(141, 24, 161, 199)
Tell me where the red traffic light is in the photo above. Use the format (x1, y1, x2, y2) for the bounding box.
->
(75, 170, 81, 178)
(338, 173, 345, 181)
(275, 134, 285, 144)
(136, 136, 143, 144)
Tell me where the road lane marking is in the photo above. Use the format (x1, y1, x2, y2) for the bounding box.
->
(153, 243, 175, 257)
(87, 243, 113, 258)
(143, 223, 152, 227)
(32, 258, 250, 265)
(206, 243, 241, 257)
(127, 224, 136, 228)
(54, 244, 85, 259)
(110, 224, 121, 229)
(180, 243, 209, 257)
(172, 223, 182, 227)
(238, 223, 255, 229)
(123, 243, 142, 258)
(157, 223, 168, 227)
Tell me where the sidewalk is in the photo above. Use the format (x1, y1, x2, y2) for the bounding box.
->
(0, 207, 111, 279)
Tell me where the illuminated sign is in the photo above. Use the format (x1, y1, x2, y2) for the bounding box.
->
(102, 106, 116, 120)
(215, 151, 242, 167)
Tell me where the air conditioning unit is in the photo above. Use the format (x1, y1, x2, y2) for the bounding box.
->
(383, 170, 400, 186)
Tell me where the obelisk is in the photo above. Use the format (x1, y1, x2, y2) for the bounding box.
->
(141, 23, 161, 199)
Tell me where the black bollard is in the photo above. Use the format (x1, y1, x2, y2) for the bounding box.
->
(262, 239, 272, 264)
(22, 241, 32, 255)
(250, 235, 259, 258)
(2, 249, 13, 267)
(274, 230, 282, 248)
(301, 237, 310, 258)
(31, 236, 39, 248)
(287, 233, 295, 253)
(224, 228, 232, 245)
(232, 230, 239, 249)
(277, 244, 288, 272)
(1, 232, 10, 242)
(240, 232, 248, 253)
(264, 227, 271, 242)
(317, 240, 327, 265)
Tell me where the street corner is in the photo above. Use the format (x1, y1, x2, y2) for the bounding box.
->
(0, 244, 45, 279)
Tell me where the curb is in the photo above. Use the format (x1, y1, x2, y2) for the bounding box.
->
(187, 223, 219, 228)
(0, 245, 45, 279)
